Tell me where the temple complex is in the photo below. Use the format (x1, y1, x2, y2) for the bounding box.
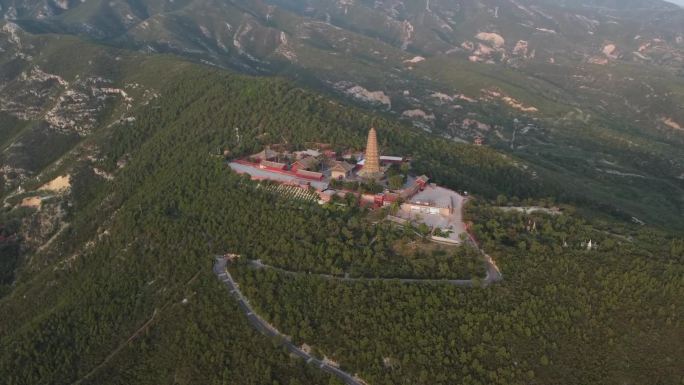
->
(227, 126, 467, 243)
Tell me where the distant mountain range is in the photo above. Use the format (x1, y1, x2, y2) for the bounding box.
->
(3, 0, 682, 127)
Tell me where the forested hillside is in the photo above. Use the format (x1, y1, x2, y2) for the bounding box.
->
(0, 28, 682, 385)
(0, 53, 553, 384)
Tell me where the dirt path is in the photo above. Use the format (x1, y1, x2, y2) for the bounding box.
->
(70, 271, 202, 385)
(71, 309, 159, 385)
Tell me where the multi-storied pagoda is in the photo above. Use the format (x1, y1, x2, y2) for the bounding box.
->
(358, 127, 384, 180)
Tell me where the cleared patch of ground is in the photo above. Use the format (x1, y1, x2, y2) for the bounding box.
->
(20, 196, 42, 209)
(39, 174, 71, 192)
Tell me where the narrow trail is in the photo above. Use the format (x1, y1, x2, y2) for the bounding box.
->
(71, 309, 159, 385)
(71, 270, 202, 385)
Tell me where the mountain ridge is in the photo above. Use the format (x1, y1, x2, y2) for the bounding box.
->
(2, 0, 683, 230)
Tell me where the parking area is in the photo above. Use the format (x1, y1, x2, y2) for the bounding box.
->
(397, 185, 467, 243)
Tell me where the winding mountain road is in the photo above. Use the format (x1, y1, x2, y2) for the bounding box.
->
(245, 244, 502, 287)
(246, 259, 498, 287)
(213, 257, 365, 385)
(213, 239, 502, 385)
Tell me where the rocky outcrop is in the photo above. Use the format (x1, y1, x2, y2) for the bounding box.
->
(482, 89, 538, 113)
(660, 117, 683, 130)
(402, 109, 436, 120)
(475, 32, 505, 48)
(335, 82, 391, 109)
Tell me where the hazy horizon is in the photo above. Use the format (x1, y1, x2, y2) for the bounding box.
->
(667, 0, 684, 6)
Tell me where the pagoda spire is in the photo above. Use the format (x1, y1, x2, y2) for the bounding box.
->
(359, 127, 383, 179)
